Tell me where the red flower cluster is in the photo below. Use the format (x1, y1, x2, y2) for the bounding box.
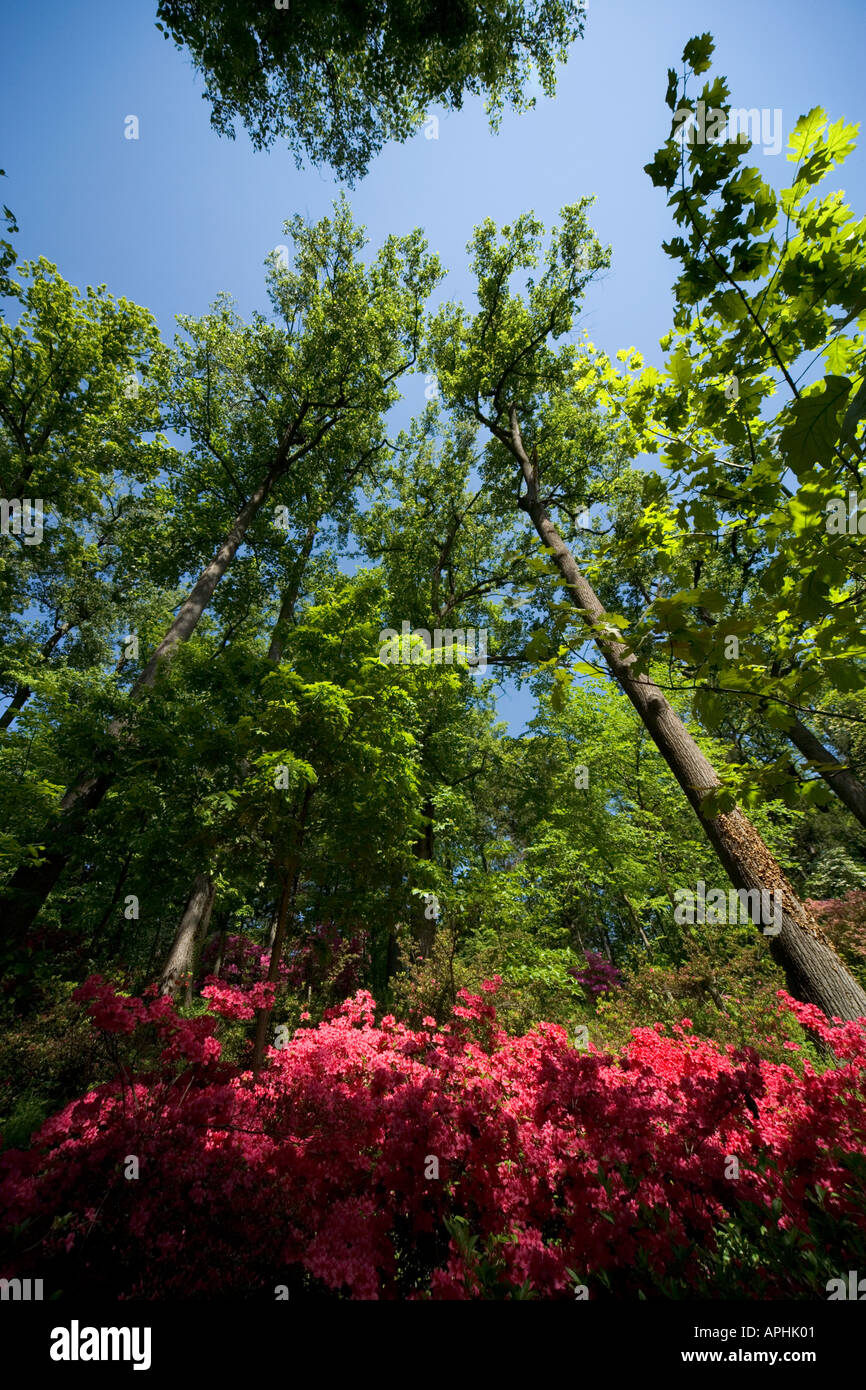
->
(200, 978, 277, 1020)
(71, 975, 222, 1064)
(1, 980, 865, 1299)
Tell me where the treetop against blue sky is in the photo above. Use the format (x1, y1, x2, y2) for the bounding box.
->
(1, 0, 863, 730)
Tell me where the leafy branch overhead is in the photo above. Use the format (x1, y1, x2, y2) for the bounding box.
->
(155, 0, 588, 183)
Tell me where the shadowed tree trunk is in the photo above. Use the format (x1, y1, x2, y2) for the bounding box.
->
(159, 873, 217, 1000)
(785, 715, 866, 830)
(252, 784, 314, 1070)
(90, 844, 137, 952)
(412, 796, 437, 955)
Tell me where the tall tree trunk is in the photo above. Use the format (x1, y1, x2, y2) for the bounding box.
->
(622, 893, 651, 950)
(0, 622, 72, 731)
(384, 925, 400, 984)
(267, 520, 318, 665)
(412, 796, 437, 955)
(159, 873, 216, 999)
(134, 460, 288, 694)
(212, 917, 229, 978)
(1, 459, 290, 936)
(251, 785, 313, 1070)
(155, 521, 322, 981)
(785, 716, 866, 830)
(499, 406, 866, 1021)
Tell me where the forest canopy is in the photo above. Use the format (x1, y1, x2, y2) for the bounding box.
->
(154, 0, 588, 181)
(1, 27, 866, 1308)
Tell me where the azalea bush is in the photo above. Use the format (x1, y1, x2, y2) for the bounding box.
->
(200, 926, 368, 1006)
(591, 935, 809, 1066)
(806, 893, 866, 989)
(1, 975, 865, 1300)
(570, 949, 624, 998)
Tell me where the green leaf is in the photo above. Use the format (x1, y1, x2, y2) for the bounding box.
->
(778, 376, 851, 477)
(682, 33, 715, 75)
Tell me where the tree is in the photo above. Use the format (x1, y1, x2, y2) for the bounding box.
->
(1, 201, 441, 938)
(154, 0, 587, 183)
(427, 197, 866, 1020)
(583, 36, 866, 831)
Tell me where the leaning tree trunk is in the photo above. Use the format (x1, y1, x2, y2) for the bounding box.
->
(502, 406, 866, 1021)
(695, 612, 866, 832)
(1, 457, 290, 938)
(0, 622, 72, 731)
(784, 715, 866, 831)
(159, 873, 217, 1000)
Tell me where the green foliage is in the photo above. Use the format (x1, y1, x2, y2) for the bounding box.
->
(155, 0, 587, 183)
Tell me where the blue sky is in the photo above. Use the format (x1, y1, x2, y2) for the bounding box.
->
(1, 0, 864, 729)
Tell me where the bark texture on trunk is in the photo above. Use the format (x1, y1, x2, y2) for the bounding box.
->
(159, 873, 217, 999)
(252, 784, 314, 1070)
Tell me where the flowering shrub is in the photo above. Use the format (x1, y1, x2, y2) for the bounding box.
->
(570, 949, 623, 998)
(200, 978, 276, 1020)
(72, 975, 223, 1066)
(1, 977, 865, 1300)
(592, 938, 806, 1065)
(806, 893, 866, 988)
(199, 925, 367, 1003)
(199, 934, 291, 988)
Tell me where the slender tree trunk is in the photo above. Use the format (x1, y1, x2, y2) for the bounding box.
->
(155, 523, 322, 983)
(696, 608, 866, 831)
(785, 716, 866, 830)
(251, 785, 314, 1071)
(90, 845, 136, 951)
(1, 460, 289, 936)
(252, 875, 294, 1071)
(500, 406, 866, 1020)
(412, 796, 437, 955)
(0, 623, 72, 731)
(135, 462, 288, 693)
(212, 918, 229, 978)
(622, 893, 651, 950)
(267, 520, 318, 664)
(384, 925, 400, 984)
(159, 873, 216, 999)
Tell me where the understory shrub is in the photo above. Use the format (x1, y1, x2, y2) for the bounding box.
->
(1, 975, 864, 1299)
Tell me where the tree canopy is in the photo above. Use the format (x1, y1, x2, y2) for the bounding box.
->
(155, 0, 587, 182)
(2, 23, 866, 1313)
